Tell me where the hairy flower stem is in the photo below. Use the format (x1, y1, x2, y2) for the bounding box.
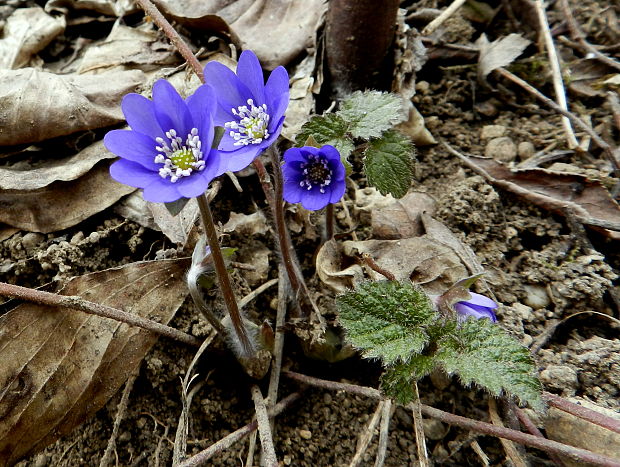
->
(134, 0, 204, 83)
(266, 148, 303, 308)
(196, 193, 253, 356)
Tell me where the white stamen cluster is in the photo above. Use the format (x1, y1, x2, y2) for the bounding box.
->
(224, 99, 270, 146)
(299, 154, 332, 194)
(154, 128, 205, 183)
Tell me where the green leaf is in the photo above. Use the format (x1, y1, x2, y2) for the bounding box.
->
(296, 114, 355, 160)
(437, 318, 543, 410)
(337, 90, 405, 139)
(363, 130, 415, 198)
(337, 281, 436, 365)
(381, 356, 436, 404)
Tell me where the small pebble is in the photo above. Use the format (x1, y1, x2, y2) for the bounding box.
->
(540, 365, 578, 391)
(480, 124, 506, 139)
(299, 429, 312, 440)
(517, 141, 535, 160)
(70, 231, 84, 245)
(423, 419, 446, 440)
(21, 232, 44, 253)
(523, 285, 550, 310)
(416, 81, 430, 94)
(485, 136, 517, 162)
(88, 232, 100, 243)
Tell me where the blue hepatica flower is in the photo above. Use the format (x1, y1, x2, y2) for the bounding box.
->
(282, 145, 346, 211)
(204, 50, 289, 172)
(104, 79, 225, 203)
(454, 293, 498, 323)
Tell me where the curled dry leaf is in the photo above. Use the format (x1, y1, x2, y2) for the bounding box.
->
(154, 0, 327, 69)
(0, 258, 190, 465)
(476, 33, 530, 81)
(0, 162, 135, 233)
(458, 155, 620, 237)
(78, 23, 178, 74)
(0, 6, 65, 69)
(316, 237, 468, 295)
(0, 140, 114, 190)
(372, 191, 437, 239)
(45, 0, 138, 17)
(149, 198, 199, 246)
(0, 68, 144, 146)
(396, 102, 437, 146)
(545, 399, 620, 467)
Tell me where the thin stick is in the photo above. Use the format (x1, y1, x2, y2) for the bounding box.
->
(543, 392, 620, 435)
(266, 268, 291, 431)
(100, 367, 140, 467)
(177, 392, 302, 466)
(0, 281, 200, 347)
(515, 408, 567, 467)
(251, 385, 278, 467)
(374, 399, 392, 467)
(421, 0, 467, 36)
(362, 254, 396, 281)
(558, 0, 620, 73)
(349, 401, 385, 467)
(245, 432, 258, 467)
(488, 399, 528, 467)
(196, 193, 253, 356)
(282, 371, 620, 467)
(134, 0, 204, 83)
(411, 382, 429, 467)
(238, 278, 278, 309)
(533, 0, 578, 148)
(495, 67, 620, 176)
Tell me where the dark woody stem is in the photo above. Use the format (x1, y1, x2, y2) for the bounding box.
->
(324, 204, 335, 242)
(134, 0, 204, 83)
(196, 193, 253, 356)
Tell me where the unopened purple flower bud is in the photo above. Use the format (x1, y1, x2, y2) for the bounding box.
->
(454, 293, 498, 323)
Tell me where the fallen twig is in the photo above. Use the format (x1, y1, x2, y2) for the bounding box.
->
(411, 382, 430, 467)
(543, 392, 620, 435)
(421, 0, 467, 36)
(488, 398, 528, 467)
(534, 0, 578, 148)
(283, 371, 620, 466)
(515, 407, 567, 467)
(177, 392, 302, 466)
(495, 67, 620, 177)
(375, 399, 392, 467)
(251, 385, 278, 467)
(349, 401, 385, 467)
(0, 282, 201, 347)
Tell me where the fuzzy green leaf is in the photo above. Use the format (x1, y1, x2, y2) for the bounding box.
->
(437, 318, 543, 410)
(381, 356, 436, 404)
(337, 281, 435, 365)
(296, 114, 354, 159)
(337, 91, 405, 139)
(363, 130, 415, 198)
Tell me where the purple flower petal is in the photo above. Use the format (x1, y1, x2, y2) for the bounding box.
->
(186, 84, 217, 140)
(175, 172, 211, 198)
(121, 93, 165, 141)
(467, 292, 499, 309)
(104, 130, 159, 170)
(110, 159, 157, 188)
(221, 146, 263, 172)
(204, 61, 253, 111)
(264, 66, 289, 115)
(152, 79, 193, 137)
(142, 177, 182, 203)
(283, 180, 304, 203)
(329, 180, 346, 203)
(236, 50, 266, 104)
(300, 188, 328, 210)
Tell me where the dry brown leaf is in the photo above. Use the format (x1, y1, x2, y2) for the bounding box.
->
(0, 6, 65, 69)
(372, 191, 437, 239)
(45, 0, 138, 16)
(154, 0, 327, 69)
(0, 68, 144, 146)
(113, 191, 159, 232)
(315, 238, 364, 293)
(545, 400, 620, 467)
(343, 238, 468, 294)
(0, 162, 135, 233)
(458, 155, 620, 236)
(149, 198, 199, 245)
(78, 23, 177, 74)
(396, 102, 437, 146)
(476, 33, 530, 80)
(0, 258, 190, 465)
(0, 140, 114, 190)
